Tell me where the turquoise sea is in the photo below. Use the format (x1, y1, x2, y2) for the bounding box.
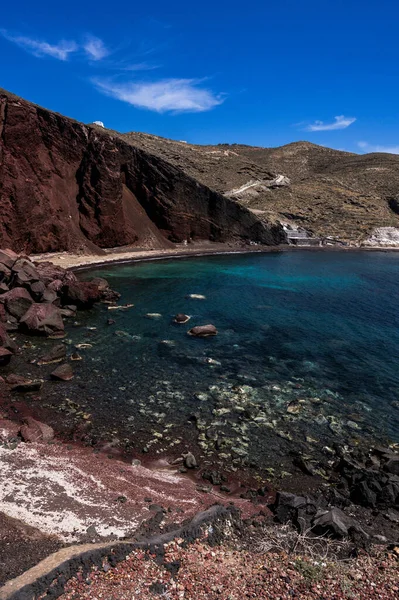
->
(54, 251, 399, 471)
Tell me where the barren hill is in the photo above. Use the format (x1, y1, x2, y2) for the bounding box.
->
(119, 133, 399, 242)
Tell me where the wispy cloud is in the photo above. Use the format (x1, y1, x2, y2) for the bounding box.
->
(303, 115, 356, 132)
(92, 78, 225, 113)
(358, 141, 399, 155)
(1, 30, 78, 60)
(83, 35, 109, 61)
(2, 30, 110, 62)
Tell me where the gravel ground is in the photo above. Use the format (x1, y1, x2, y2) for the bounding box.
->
(59, 538, 399, 600)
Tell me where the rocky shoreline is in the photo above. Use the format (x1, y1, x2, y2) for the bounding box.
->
(0, 247, 398, 594)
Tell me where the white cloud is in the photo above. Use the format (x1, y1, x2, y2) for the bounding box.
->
(304, 115, 356, 132)
(1, 31, 78, 60)
(83, 36, 109, 61)
(93, 78, 225, 113)
(2, 30, 109, 62)
(358, 141, 399, 154)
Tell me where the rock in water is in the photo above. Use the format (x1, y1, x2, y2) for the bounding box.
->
(38, 344, 67, 365)
(50, 363, 74, 381)
(6, 374, 43, 393)
(188, 324, 217, 338)
(174, 313, 190, 323)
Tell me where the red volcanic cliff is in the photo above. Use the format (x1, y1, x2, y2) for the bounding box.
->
(0, 89, 284, 254)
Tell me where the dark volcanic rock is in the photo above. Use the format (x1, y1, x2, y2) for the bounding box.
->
(38, 344, 67, 365)
(0, 347, 12, 366)
(188, 324, 217, 338)
(312, 507, 365, 540)
(0, 322, 18, 352)
(2, 287, 33, 319)
(174, 313, 190, 324)
(272, 491, 307, 525)
(61, 282, 102, 309)
(7, 375, 43, 393)
(19, 303, 64, 336)
(0, 249, 18, 269)
(50, 363, 74, 381)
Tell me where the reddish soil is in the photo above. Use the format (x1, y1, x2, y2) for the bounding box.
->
(59, 537, 399, 600)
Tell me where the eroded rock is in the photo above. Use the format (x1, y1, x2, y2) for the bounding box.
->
(20, 417, 54, 443)
(20, 303, 64, 336)
(188, 324, 217, 338)
(50, 363, 74, 381)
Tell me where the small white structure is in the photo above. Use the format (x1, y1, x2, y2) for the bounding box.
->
(93, 121, 105, 128)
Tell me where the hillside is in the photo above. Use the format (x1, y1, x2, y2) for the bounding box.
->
(119, 132, 399, 242)
(0, 89, 283, 254)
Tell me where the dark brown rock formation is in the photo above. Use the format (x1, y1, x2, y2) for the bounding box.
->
(0, 89, 284, 254)
(188, 324, 218, 337)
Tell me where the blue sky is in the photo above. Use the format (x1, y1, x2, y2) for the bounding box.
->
(1, 0, 398, 152)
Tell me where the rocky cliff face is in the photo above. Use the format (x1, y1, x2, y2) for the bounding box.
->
(120, 134, 399, 243)
(0, 90, 284, 254)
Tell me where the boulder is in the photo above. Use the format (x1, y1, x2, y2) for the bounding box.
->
(0, 282, 10, 293)
(174, 313, 190, 324)
(50, 363, 74, 381)
(19, 303, 64, 336)
(0, 323, 18, 353)
(62, 281, 102, 309)
(11, 258, 40, 285)
(47, 279, 64, 293)
(0, 265, 11, 283)
(3, 287, 34, 319)
(183, 452, 198, 468)
(6, 374, 43, 393)
(188, 324, 217, 338)
(312, 507, 362, 539)
(0, 347, 13, 366)
(384, 456, 399, 476)
(272, 491, 307, 524)
(89, 277, 110, 292)
(35, 261, 77, 286)
(41, 288, 59, 305)
(29, 280, 46, 301)
(20, 417, 54, 443)
(0, 249, 18, 269)
(38, 344, 67, 365)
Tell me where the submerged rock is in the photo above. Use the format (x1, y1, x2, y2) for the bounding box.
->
(174, 313, 190, 324)
(38, 344, 67, 365)
(188, 324, 217, 338)
(6, 374, 43, 393)
(51, 363, 74, 381)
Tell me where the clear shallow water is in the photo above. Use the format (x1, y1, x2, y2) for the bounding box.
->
(57, 251, 399, 472)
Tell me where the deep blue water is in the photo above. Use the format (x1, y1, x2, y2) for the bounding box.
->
(58, 251, 399, 471)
